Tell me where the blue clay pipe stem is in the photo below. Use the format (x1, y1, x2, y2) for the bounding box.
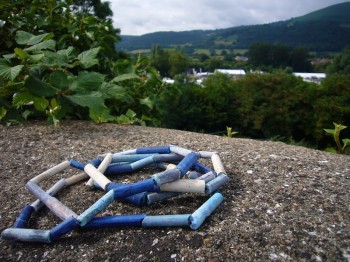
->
(1, 228, 52, 243)
(77, 190, 115, 227)
(142, 214, 191, 227)
(190, 192, 224, 230)
(205, 174, 229, 194)
(136, 145, 171, 154)
(111, 153, 157, 163)
(152, 152, 198, 186)
(84, 214, 147, 228)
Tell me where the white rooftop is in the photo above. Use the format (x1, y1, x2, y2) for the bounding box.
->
(215, 69, 246, 75)
(293, 72, 326, 79)
(162, 77, 175, 84)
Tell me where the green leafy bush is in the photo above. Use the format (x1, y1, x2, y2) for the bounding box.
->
(0, 1, 164, 126)
(324, 123, 350, 154)
(233, 72, 317, 141)
(0, 31, 162, 125)
(314, 73, 350, 147)
(159, 71, 350, 150)
(160, 72, 317, 140)
(0, 0, 120, 76)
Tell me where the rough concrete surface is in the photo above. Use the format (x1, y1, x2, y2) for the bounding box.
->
(0, 121, 349, 261)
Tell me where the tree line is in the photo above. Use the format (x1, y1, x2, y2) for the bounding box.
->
(148, 42, 340, 79)
(159, 71, 350, 150)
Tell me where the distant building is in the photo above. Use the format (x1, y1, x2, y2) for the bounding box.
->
(196, 78, 204, 85)
(196, 72, 213, 78)
(191, 68, 213, 85)
(191, 68, 212, 78)
(235, 56, 249, 62)
(215, 69, 246, 78)
(162, 77, 175, 84)
(310, 58, 332, 66)
(293, 72, 326, 84)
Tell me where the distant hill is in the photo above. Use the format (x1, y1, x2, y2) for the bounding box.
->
(117, 2, 350, 53)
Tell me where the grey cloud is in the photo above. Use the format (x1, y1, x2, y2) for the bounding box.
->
(110, 0, 348, 35)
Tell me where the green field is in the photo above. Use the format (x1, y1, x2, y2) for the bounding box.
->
(193, 49, 247, 56)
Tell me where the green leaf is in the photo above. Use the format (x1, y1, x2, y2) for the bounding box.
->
(342, 138, 350, 148)
(15, 31, 53, 45)
(333, 122, 347, 131)
(28, 53, 44, 63)
(324, 129, 335, 136)
(110, 73, 138, 83)
(70, 72, 105, 93)
(13, 92, 35, 108)
(49, 71, 71, 90)
(33, 96, 49, 111)
(21, 110, 32, 121)
(116, 109, 143, 125)
(77, 47, 100, 68)
(57, 46, 75, 57)
(13, 92, 48, 111)
(14, 48, 28, 60)
(65, 91, 104, 108)
(50, 98, 60, 110)
(46, 99, 61, 126)
(45, 99, 61, 126)
(15, 31, 34, 45)
(100, 82, 127, 99)
(0, 106, 7, 121)
(41, 50, 69, 67)
(139, 97, 154, 109)
(56, 46, 75, 64)
(24, 40, 56, 51)
(324, 147, 337, 153)
(27, 33, 54, 45)
(116, 114, 134, 125)
(71, 61, 81, 68)
(89, 105, 116, 123)
(3, 53, 16, 60)
(0, 59, 24, 81)
(25, 75, 59, 97)
(125, 109, 137, 118)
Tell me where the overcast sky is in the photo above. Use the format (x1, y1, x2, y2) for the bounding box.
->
(109, 0, 348, 35)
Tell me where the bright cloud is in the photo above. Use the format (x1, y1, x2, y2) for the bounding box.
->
(109, 0, 348, 35)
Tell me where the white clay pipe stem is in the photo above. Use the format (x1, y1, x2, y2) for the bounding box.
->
(84, 164, 112, 190)
(159, 179, 205, 194)
(64, 172, 88, 186)
(211, 154, 226, 175)
(86, 153, 112, 187)
(29, 161, 71, 184)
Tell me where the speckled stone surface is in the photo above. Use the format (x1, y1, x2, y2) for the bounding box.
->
(0, 121, 349, 261)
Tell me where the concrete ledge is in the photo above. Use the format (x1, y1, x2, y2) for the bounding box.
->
(0, 121, 349, 261)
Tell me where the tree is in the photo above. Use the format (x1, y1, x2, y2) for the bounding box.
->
(150, 45, 169, 77)
(248, 42, 312, 72)
(220, 50, 228, 56)
(72, 0, 113, 19)
(206, 58, 223, 72)
(150, 45, 189, 77)
(248, 43, 273, 67)
(290, 47, 312, 72)
(198, 53, 210, 62)
(327, 46, 350, 74)
(168, 49, 189, 77)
